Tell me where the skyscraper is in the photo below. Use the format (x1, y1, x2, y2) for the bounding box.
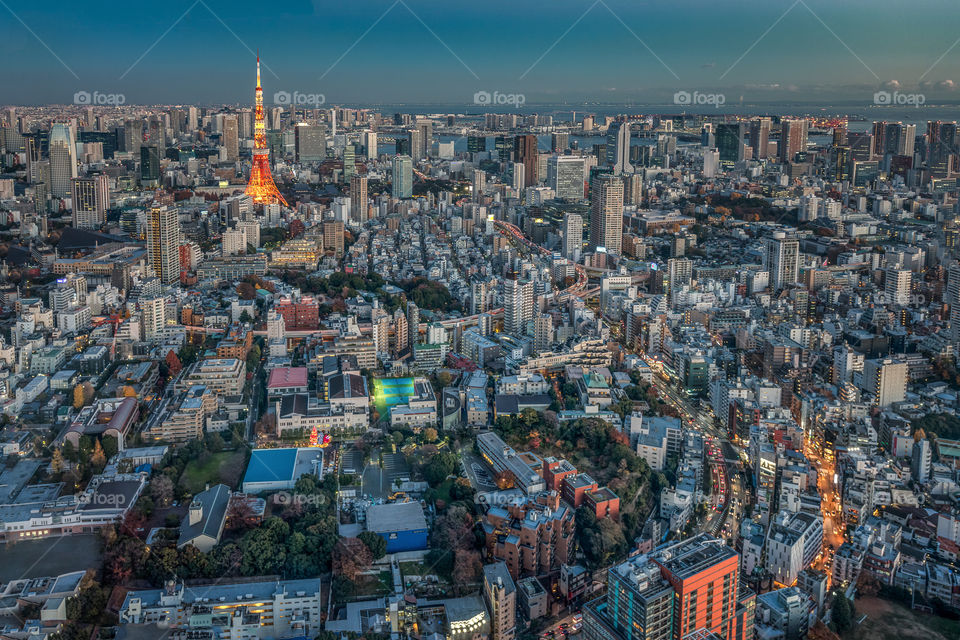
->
(779, 119, 808, 163)
(716, 123, 744, 163)
(362, 130, 377, 159)
(140, 145, 161, 185)
(764, 232, 800, 290)
(406, 301, 420, 347)
(416, 120, 433, 159)
(589, 174, 624, 254)
(503, 277, 533, 337)
(49, 123, 77, 198)
(71, 174, 109, 229)
(548, 155, 585, 201)
(749, 117, 771, 159)
(514, 134, 539, 186)
(926, 120, 957, 175)
(123, 119, 142, 155)
(562, 212, 583, 262)
(295, 123, 326, 162)
(350, 175, 368, 223)
(222, 114, 239, 162)
(392, 155, 413, 199)
(147, 205, 182, 285)
(606, 121, 633, 174)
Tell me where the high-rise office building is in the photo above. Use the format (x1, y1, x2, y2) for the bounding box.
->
(716, 123, 745, 163)
(392, 155, 413, 199)
(514, 134, 539, 186)
(49, 123, 77, 198)
(764, 232, 799, 290)
(146, 205, 182, 285)
(562, 212, 584, 262)
(123, 119, 142, 155)
(416, 120, 433, 159)
(222, 114, 239, 162)
(467, 135, 487, 153)
(407, 128, 423, 161)
(349, 175, 368, 223)
(749, 117, 771, 159)
(589, 174, 624, 254)
(552, 132, 570, 152)
(606, 121, 634, 174)
(140, 145, 161, 185)
(779, 119, 808, 163)
(494, 136, 513, 163)
(362, 130, 377, 159)
(548, 155, 585, 201)
(295, 124, 326, 162)
(926, 120, 957, 175)
(343, 144, 356, 180)
(71, 174, 109, 229)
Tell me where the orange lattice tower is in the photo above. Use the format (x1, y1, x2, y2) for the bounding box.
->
(245, 54, 288, 206)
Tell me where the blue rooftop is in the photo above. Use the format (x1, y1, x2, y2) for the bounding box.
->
(243, 448, 298, 484)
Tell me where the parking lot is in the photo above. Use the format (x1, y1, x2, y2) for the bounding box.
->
(460, 450, 495, 490)
(339, 443, 364, 476)
(361, 450, 412, 500)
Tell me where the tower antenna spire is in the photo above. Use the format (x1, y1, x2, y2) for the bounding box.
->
(245, 52, 288, 206)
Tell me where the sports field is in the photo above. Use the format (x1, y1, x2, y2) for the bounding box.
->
(372, 377, 416, 417)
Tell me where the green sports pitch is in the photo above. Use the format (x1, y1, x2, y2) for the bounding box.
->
(372, 377, 417, 417)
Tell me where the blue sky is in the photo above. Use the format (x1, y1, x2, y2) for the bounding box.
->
(3, 0, 960, 105)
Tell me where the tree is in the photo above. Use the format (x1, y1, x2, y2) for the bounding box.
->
(423, 451, 457, 485)
(73, 385, 84, 410)
(51, 448, 64, 474)
(358, 531, 387, 559)
(165, 350, 183, 376)
(331, 537, 373, 582)
(452, 548, 482, 584)
(831, 593, 853, 635)
(432, 505, 474, 551)
(122, 385, 137, 398)
(246, 344, 262, 372)
(81, 382, 95, 405)
(90, 440, 107, 469)
(423, 427, 438, 443)
(150, 475, 174, 507)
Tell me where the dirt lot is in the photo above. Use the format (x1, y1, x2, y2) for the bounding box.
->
(854, 597, 960, 640)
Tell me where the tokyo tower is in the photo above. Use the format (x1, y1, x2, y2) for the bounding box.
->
(245, 54, 288, 206)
